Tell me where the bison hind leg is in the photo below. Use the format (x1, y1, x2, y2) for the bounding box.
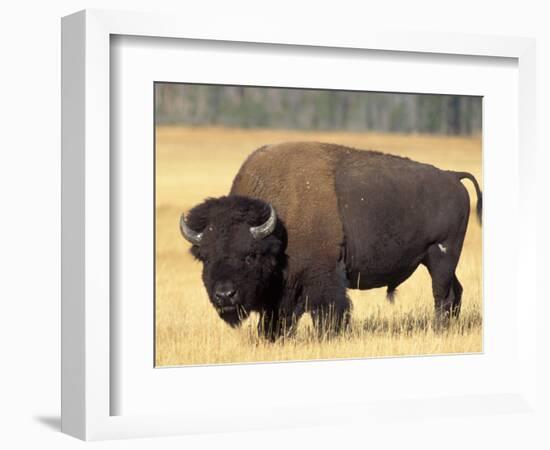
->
(450, 274, 463, 318)
(432, 275, 463, 330)
(423, 242, 464, 329)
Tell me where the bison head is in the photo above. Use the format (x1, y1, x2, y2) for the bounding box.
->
(179, 195, 286, 327)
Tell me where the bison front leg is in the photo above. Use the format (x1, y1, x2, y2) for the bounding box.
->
(310, 297, 351, 339)
(257, 309, 281, 342)
(257, 308, 302, 342)
(308, 270, 352, 339)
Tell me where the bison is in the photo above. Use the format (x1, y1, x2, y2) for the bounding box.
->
(179, 142, 482, 340)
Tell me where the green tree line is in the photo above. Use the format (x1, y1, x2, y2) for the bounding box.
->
(155, 84, 481, 135)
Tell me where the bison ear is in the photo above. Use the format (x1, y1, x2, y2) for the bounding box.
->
(250, 204, 277, 240)
(179, 213, 203, 245)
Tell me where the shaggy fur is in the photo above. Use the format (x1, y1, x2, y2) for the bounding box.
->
(185, 196, 286, 333)
(182, 142, 482, 339)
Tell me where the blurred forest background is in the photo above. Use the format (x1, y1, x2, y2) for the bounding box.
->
(155, 84, 482, 135)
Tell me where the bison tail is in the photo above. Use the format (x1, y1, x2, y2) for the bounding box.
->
(454, 171, 482, 225)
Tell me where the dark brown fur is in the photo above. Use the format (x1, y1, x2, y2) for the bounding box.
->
(184, 142, 482, 339)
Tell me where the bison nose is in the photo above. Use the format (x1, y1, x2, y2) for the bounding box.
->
(214, 285, 237, 304)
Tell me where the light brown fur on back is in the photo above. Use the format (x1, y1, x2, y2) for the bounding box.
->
(230, 142, 344, 280)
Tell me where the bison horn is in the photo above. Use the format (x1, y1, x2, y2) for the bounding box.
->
(179, 213, 203, 245)
(250, 204, 277, 240)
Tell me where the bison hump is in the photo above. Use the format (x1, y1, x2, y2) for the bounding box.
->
(230, 142, 344, 276)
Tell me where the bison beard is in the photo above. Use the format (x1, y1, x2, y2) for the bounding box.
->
(181, 196, 287, 337)
(180, 142, 482, 340)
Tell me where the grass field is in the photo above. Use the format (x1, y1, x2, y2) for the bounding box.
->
(155, 126, 482, 366)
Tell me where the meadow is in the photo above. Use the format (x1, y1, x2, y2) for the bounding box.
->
(155, 126, 482, 366)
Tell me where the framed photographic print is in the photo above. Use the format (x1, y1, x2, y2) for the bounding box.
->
(154, 83, 483, 367)
(61, 9, 538, 441)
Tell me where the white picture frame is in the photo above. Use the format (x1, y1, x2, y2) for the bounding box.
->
(61, 9, 538, 441)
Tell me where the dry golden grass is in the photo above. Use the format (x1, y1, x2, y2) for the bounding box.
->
(155, 126, 482, 366)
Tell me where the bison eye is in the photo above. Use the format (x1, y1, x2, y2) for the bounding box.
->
(245, 254, 256, 266)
